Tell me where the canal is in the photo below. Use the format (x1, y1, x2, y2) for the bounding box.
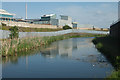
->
(2, 37, 114, 78)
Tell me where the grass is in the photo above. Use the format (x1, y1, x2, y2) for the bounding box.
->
(1, 33, 106, 57)
(108, 70, 120, 78)
(0, 25, 63, 32)
(92, 36, 120, 78)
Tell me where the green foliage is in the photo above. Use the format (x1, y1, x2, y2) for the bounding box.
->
(107, 70, 120, 78)
(63, 25, 72, 30)
(9, 26, 19, 39)
(116, 56, 120, 69)
(96, 43, 103, 49)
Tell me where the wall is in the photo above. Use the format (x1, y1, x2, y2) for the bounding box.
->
(59, 19, 72, 27)
(110, 21, 120, 40)
(0, 29, 109, 39)
(50, 19, 59, 26)
(0, 21, 58, 29)
(59, 15, 72, 27)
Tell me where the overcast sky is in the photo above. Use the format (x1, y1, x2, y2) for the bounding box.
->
(1, 2, 118, 28)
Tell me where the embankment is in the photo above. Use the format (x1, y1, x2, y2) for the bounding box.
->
(92, 36, 120, 78)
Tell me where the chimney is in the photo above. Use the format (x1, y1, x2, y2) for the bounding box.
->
(25, 3, 27, 19)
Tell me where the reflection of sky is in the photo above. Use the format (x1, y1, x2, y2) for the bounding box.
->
(2, 2, 118, 28)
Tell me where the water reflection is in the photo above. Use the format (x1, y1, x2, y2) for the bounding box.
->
(2, 37, 114, 78)
(40, 38, 111, 68)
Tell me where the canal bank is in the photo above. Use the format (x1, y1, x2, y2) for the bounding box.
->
(92, 36, 120, 78)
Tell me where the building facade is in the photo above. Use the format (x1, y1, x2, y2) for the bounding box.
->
(59, 15, 72, 27)
(33, 14, 59, 26)
(72, 22, 77, 28)
(29, 14, 73, 27)
(0, 9, 15, 21)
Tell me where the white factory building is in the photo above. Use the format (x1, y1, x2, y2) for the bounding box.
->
(59, 15, 72, 27)
(27, 14, 76, 28)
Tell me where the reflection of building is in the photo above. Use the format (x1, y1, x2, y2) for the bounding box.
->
(40, 44, 59, 58)
(58, 39, 73, 57)
(40, 38, 80, 58)
(40, 39, 74, 58)
(0, 9, 16, 21)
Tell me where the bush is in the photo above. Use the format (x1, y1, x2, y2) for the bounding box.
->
(9, 26, 19, 39)
(63, 25, 72, 30)
(96, 42, 103, 49)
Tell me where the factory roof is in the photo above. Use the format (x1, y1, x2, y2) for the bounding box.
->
(42, 14, 55, 17)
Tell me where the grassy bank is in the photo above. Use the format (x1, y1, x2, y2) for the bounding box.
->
(87, 28, 109, 32)
(1, 33, 106, 57)
(0, 25, 63, 32)
(92, 36, 120, 78)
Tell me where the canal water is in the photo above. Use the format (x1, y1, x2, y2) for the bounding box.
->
(2, 37, 114, 78)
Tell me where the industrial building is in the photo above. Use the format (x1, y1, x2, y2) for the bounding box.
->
(27, 14, 74, 28)
(59, 15, 72, 27)
(72, 22, 77, 29)
(32, 14, 59, 26)
(0, 9, 16, 21)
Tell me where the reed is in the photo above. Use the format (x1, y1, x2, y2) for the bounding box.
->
(1, 33, 106, 57)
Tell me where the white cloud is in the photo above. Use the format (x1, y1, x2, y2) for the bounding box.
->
(55, 4, 117, 28)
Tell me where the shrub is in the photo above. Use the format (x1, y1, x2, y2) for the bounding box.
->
(63, 25, 72, 30)
(96, 42, 103, 49)
(9, 26, 19, 39)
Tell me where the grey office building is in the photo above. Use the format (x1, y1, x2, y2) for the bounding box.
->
(33, 14, 59, 26)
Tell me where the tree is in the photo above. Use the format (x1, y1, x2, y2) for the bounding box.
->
(63, 25, 72, 30)
(9, 26, 19, 39)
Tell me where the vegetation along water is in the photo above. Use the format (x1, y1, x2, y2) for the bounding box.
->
(92, 36, 120, 78)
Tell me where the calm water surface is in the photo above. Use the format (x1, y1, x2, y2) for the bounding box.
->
(2, 37, 114, 78)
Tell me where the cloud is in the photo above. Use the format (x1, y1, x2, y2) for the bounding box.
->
(55, 3, 117, 28)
